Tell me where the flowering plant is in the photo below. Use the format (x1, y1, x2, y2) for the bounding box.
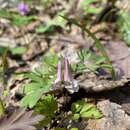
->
(55, 57, 79, 93)
(18, 2, 29, 15)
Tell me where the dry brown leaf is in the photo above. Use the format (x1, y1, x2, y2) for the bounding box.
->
(0, 108, 43, 130)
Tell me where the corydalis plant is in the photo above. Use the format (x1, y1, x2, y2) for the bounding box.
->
(18, 2, 29, 15)
(55, 57, 79, 93)
(21, 52, 58, 108)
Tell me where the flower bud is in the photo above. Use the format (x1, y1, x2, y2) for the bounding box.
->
(55, 58, 62, 83)
(64, 57, 79, 93)
(64, 57, 72, 82)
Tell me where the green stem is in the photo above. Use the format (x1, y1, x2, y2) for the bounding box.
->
(0, 98, 5, 118)
(60, 16, 116, 79)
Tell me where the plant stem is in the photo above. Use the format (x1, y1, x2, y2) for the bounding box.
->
(0, 98, 5, 118)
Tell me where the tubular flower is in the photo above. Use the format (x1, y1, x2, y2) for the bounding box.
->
(18, 2, 29, 15)
(55, 58, 62, 83)
(64, 57, 79, 93)
(64, 57, 72, 82)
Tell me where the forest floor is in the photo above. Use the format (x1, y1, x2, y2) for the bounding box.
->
(0, 0, 130, 130)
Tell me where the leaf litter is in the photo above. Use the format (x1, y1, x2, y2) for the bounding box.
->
(0, 0, 130, 130)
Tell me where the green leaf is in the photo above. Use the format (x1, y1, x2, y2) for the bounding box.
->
(21, 88, 45, 108)
(35, 95, 58, 126)
(72, 113, 80, 120)
(21, 52, 58, 108)
(71, 128, 79, 130)
(24, 72, 44, 84)
(10, 47, 27, 55)
(40, 116, 52, 126)
(0, 9, 12, 19)
(24, 83, 42, 94)
(55, 128, 66, 130)
(53, 12, 67, 27)
(43, 51, 58, 67)
(35, 95, 58, 117)
(81, 107, 103, 119)
(0, 9, 36, 26)
(0, 46, 8, 55)
(79, 103, 94, 114)
(87, 7, 101, 14)
(22, 83, 51, 108)
(118, 11, 130, 46)
(12, 15, 36, 26)
(81, 0, 98, 6)
(71, 100, 84, 113)
(75, 49, 108, 74)
(36, 12, 66, 34)
(81, 0, 101, 14)
(36, 23, 55, 34)
(71, 100, 103, 120)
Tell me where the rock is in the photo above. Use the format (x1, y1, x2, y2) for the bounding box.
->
(106, 41, 130, 78)
(87, 100, 130, 130)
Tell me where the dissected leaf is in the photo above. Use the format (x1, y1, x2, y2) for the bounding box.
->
(71, 100, 84, 113)
(81, 107, 103, 119)
(35, 95, 58, 117)
(21, 52, 58, 108)
(71, 100, 103, 119)
(74, 49, 109, 74)
(43, 51, 59, 67)
(24, 72, 45, 85)
(35, 95, 58, 126)
(0, 108, 43, 130)
(21, 85, 50, 108)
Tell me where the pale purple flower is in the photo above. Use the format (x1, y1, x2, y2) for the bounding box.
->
(55, 58, 62, 83)
(64, 57, 72, 82)
(64, 57, 79, 93)
(18, 2, 29, 15)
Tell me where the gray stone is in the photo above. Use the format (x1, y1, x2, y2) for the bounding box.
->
(87, 100, 130, 130)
